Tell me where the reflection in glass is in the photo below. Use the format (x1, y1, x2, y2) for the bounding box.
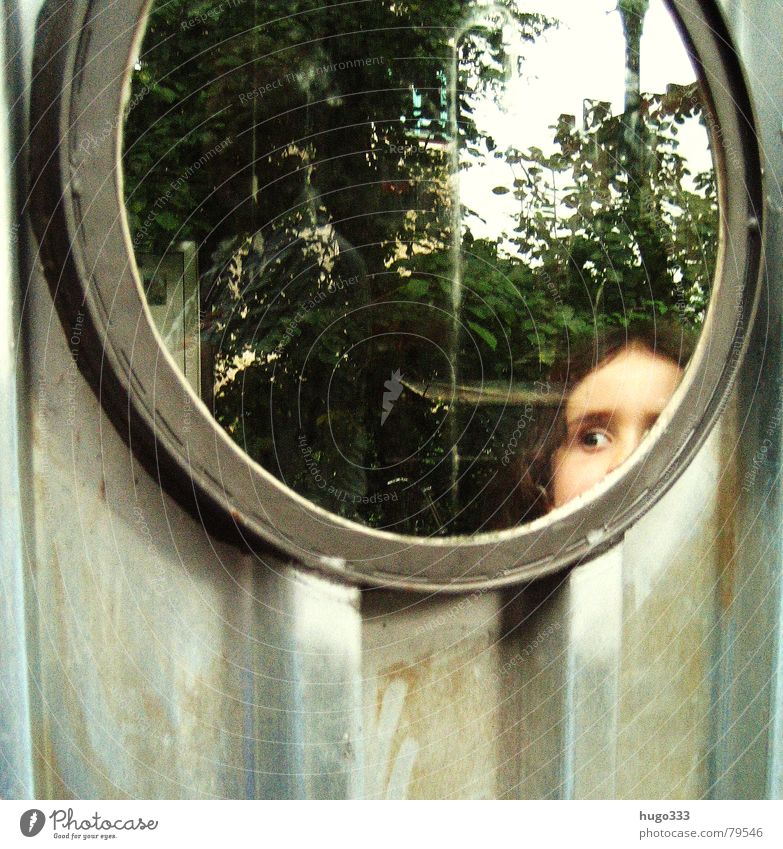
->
(123, 0, 717, 535)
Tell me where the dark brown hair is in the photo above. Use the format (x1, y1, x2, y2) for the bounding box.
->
(484, 318, 699, 529)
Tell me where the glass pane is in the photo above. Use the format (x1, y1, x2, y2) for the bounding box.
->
(123, 0, 717, 536)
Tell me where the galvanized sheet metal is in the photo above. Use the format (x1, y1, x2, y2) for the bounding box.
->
(709, 0, 783, 800)
(0, 0, 34, 801)
(360, 427, 723, 799)
(4, 0, 783, 801)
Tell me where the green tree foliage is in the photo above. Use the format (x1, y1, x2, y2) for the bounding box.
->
(124, 0, 717, 535)
(501, 84, 716, 350)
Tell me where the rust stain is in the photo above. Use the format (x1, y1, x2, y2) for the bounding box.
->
(140, 689, 167, 727)
(375, 658, 431, 719)
(715, 405, 739, 613)
(373, 641, 498, 798)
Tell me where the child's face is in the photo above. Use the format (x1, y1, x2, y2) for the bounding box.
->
(551, 345, 683, 509)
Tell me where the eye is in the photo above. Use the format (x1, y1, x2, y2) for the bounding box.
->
(579, 429, 611, 450)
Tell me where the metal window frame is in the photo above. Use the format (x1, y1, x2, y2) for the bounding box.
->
(28, 0, 762, 592)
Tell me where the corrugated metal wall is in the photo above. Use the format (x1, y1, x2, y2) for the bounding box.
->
(361, 427, 726, 798)
(2, 0, 781, 799)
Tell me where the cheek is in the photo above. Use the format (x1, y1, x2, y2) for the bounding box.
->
(552, 449, 612, 508)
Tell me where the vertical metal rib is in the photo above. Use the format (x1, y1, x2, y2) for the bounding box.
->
(0, 0, 35, 799)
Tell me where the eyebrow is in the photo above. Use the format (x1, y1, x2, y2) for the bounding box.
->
(566, 410, 664, 431)
(566, 411, 612, 430)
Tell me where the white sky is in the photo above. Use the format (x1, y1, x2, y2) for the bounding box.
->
(460, 0, 712, 240)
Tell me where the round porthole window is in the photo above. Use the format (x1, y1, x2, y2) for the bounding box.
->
(30, 0, 760, 590)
